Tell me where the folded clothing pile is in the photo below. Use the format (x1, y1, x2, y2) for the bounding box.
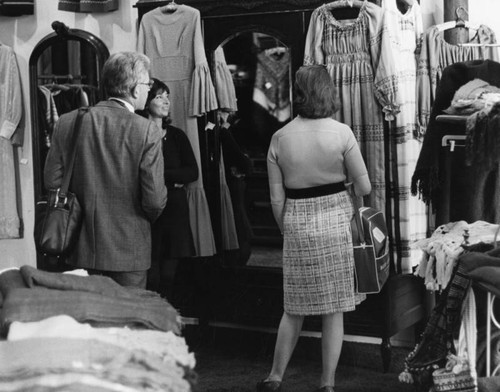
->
(443, 78, 500, 116)
(0, 266, 196, 392)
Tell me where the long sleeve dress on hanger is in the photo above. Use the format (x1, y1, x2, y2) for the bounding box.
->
(417, 24, 499, 133)
(138, 5, 220, 257)
(304, 1, 399, 213)
(0, 44, 23, 239)
(383, 0, 427, 273)
(214, 46, 238, 113)
(213, 46, 241, 251)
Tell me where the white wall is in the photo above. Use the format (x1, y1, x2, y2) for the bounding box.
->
(0, 0, 499, 269)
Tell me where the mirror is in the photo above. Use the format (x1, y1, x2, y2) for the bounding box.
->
(29, 21, 109, 200)
(29, 21, 109, 270)
(215, 32, 292, 269)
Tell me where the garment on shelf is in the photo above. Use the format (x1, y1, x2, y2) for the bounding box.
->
(444, 78, 500, 116)
(58, 0, 119, 12)
(414, 220, 499, 291)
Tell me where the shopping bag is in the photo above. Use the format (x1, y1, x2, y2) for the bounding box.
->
(34, 188, 82, 257)
(351, 206, 390, 294)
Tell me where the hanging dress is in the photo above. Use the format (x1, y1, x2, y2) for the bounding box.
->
(0, 45, 23, 239)
(383, 0, 427, 273)
(304, 1, 399, 213)
(138, 5, 219, 256)
(253, 49, 291, 123)
(417, 24, 500, 133)
(214, 46, 238, 113)
(213, 46, 240, 251)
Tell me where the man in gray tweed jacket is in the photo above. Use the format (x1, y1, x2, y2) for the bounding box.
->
(44, 52, 167, 288)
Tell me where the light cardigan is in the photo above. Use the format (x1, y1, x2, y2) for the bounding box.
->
(267, 116, 369, 230)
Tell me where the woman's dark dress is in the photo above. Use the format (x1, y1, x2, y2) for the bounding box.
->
(149, 125, 198, 293)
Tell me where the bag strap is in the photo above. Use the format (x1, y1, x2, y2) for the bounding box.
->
(59, 107, 89, 195)
(349, 184, 366, 244)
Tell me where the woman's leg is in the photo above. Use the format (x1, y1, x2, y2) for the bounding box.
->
(320, 312, 344, 387)
(266, 312, 304, 381)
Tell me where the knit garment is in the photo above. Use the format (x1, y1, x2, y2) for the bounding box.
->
(444, 78, 500, 116)
(465, 101, 500, 169)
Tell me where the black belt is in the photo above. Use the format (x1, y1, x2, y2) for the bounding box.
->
(285, 182, 346, 199)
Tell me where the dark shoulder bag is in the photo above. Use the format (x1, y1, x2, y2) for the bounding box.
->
(350, 187, 390, 294)
(34, 107, 88, 257)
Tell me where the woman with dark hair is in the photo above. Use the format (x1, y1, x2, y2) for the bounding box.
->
(257, 65, 371, 392)
(138, 78, 198, 299)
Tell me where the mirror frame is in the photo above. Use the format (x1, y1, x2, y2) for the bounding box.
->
(207, 25, 295, 270)
(29, 21, 109, 199)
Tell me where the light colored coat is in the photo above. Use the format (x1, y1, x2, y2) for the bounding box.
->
(44, 100, 167, 271)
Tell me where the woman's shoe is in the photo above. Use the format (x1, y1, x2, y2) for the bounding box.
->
(256, 379, 282, 392)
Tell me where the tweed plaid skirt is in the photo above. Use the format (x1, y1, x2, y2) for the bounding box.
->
(282, 191, 365, 315)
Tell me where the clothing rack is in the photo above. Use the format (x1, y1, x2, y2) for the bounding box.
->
(435, 115, 467, 225)
(436, 115, 467, 151)
(38, 74, 86, 81)
(441, 134, 466, 151)
(458, 43, 500, 47)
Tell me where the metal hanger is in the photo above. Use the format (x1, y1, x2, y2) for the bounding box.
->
(435, 6, 480, 32)
(324, 0, 367, 9)
(161, 0, 178, 13)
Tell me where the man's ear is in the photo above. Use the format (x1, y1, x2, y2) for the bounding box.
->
(130, 85, 139, 99)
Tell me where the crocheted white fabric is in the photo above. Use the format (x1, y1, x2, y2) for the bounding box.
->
(413, 221, 499, 291)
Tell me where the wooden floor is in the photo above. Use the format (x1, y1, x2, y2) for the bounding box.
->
(186, 325, 414, 392)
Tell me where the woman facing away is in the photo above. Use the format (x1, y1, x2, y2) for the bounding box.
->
(138, 78, 199, 299)
(257, 65, 372, 392)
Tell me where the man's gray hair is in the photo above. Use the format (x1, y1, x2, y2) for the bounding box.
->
(102, 52, 150, 98)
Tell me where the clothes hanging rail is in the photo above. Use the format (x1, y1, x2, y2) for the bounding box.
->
(38, 74, 86, 81)
(323, 0, 367, 9)
(457, 43, 500, 47)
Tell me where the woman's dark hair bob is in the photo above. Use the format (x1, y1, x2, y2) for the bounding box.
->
(293, 65, 340, 119)
(136, 77, 172, 127)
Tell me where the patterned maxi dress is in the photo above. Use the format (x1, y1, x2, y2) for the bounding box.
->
(0, 45, 23, 239)
(304, 2, 399, 213)
(138, 5, 239, 256)
(384, 0, 427, 273)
